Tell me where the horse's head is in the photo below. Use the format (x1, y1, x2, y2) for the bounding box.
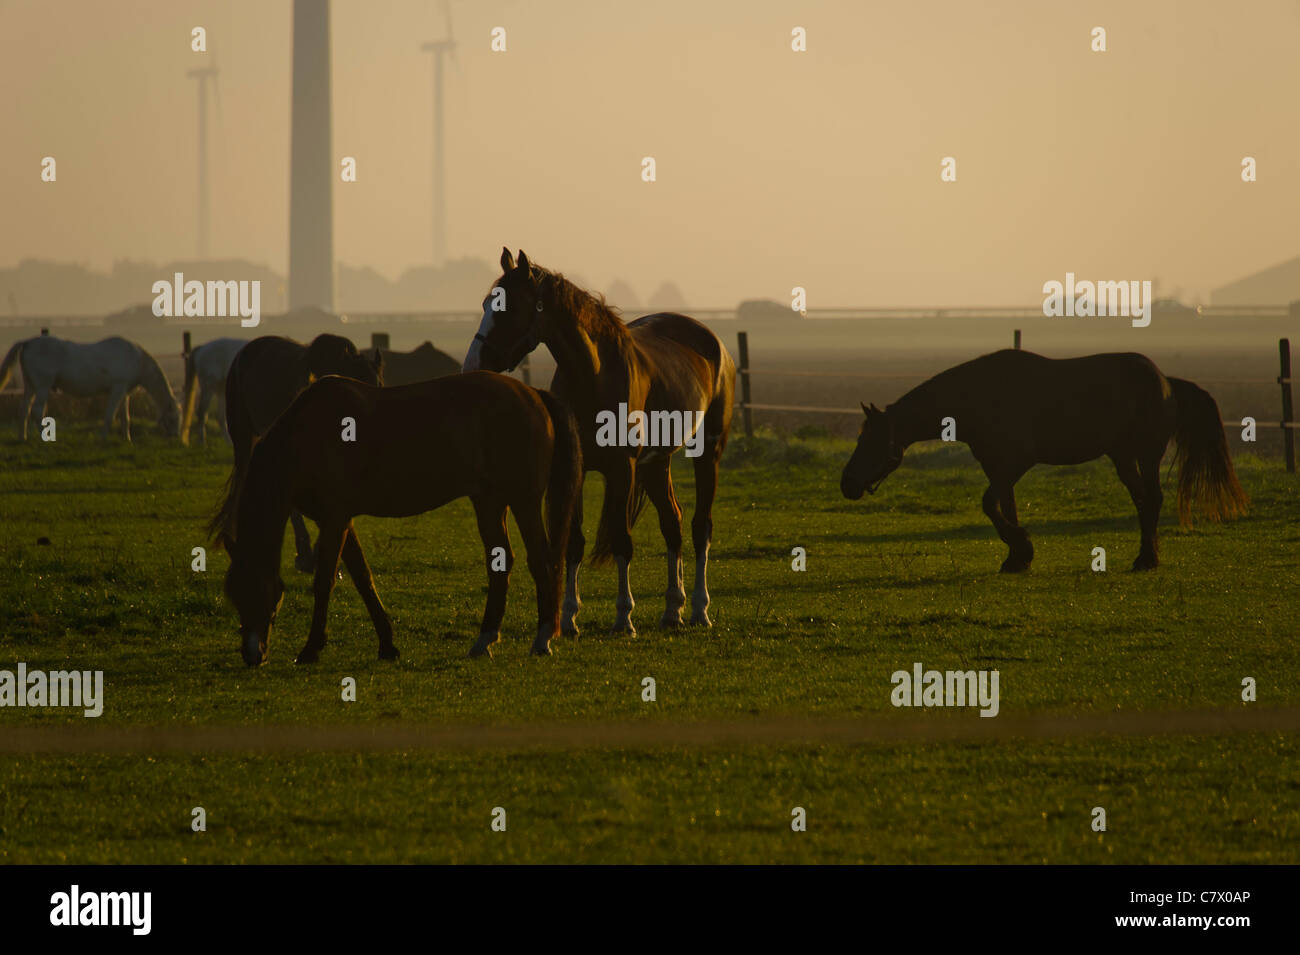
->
(463, 247, 547, 372)
(306, 334, 383, 386)
(841, 403, 904, 500)
(157, 398, 182, 438)
(224, 542, 285, 667)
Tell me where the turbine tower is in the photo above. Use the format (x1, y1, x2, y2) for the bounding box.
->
(186, 66, 219, 259)
(289, 0, 335, 310)
(422, 2, 456, 268)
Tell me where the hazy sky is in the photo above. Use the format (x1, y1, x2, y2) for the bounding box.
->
(3, 0, 1299, 306)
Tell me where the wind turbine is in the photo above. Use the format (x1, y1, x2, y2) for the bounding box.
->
(187, 64, 220, 260)
(421, 1, 457, 268)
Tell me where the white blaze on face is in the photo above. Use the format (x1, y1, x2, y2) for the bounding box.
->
(462, 306, 495, 371)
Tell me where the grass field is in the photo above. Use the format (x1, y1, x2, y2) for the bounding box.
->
(1, 421, 1297, 862)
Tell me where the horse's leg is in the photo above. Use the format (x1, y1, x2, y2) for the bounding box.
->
(339, 523, 398, 659)
(120, 390, 131, 442)
(561, 474, 585, 636)
(218, 392, 231, 445)
(196, 382, 212, 447)
(997, 483, 1034, 570)
(295, 519, 347, 664)
(604, 458, 637, 634)
(19, 386, 35, 440)
(290, 510, 316, 573)
(102, 384, 127, 439)
(641, 458, 686, 628)
(688, 444, 721, 625)
(1134, 450, 1165, 571)
(33, 388, 51, 440)
(982, 471, 1032, 573)
(469, 496, 512, 657)
(512, 499, 560, 656)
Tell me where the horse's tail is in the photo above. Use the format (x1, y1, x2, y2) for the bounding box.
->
(0, 338, 29, 393)
(1169, 376, 1249, 525)
(539, 390, 582, 570)
(180, 345, 199, 446)
(207, 358, 257, 550)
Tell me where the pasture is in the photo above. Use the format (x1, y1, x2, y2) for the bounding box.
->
(1, 420, 1297, 863)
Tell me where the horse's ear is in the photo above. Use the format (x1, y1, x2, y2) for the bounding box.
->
(860, 401, 870, 416)
(869, 402, 883, 414)
(500, 247, 514, 272)
(517, 249, 531, 277)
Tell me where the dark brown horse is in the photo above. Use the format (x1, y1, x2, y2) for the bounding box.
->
(360, 341, 459, 386)
(211, 334, 382, 573)
(463, 248, 735, 635)
(840, 350, 1247, 571)
(213, 372, 581, 666)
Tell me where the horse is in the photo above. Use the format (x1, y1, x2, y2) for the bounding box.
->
(360, 341, 459, 386)
(0, 335, 180, 441)
(181, 337, 246, 446)
(463, 248, 735, 635)
(839, 349, 1248, 572)
(212, 334, 383, 573)
(212, 372, 581, 666)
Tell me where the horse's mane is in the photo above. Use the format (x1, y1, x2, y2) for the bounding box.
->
(535, 268, 631, 350)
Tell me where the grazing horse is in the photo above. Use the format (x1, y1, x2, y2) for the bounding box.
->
(361, 341, 459, 386)
(840, 349, 1248, 571)
(212, 372, 581, 666)
(463, 248, 735, 634)
(181, 337, 246, 446)
(212, 334, 383, 573)
(0, 335, 180, 440)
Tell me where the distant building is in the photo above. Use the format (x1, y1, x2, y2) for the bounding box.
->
(1210, 255, 1300, 305)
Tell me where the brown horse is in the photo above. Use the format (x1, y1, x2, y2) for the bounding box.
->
(840, 349, 1248, 572)
(210, 334, 382, 573)
(213, 372, 581, 666)
(361, 341, 459, 386)
(463, 248, 735, 635)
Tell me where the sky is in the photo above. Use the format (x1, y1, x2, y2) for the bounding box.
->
(2, 0, 1299, 307)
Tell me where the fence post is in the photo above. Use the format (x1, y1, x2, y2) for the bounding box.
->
(1013, 329, 1021, 350)
(370, 332, 390, 351)
(520, 352, 531, 387)
(737, 330, 753, 440)
(182, 331, 192, 357)
(1280, 338, 1295, 474)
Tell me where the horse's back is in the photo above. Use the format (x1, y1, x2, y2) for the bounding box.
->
(277, 372, 553, 517)
(21, 336, 144, 394)
(228, 336, 309, 434)
(947, 350, 1174, 462)
(628, 312, 724, 367)
(626, 312, 735, 408)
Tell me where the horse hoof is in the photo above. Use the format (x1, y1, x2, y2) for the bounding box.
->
(530, 641, 553, 657)
(378, 645, 400, 661)
(609, 622, 636, 636)
(1130, 558, 1159, 572)
(468, 633, 499, 658)
(294, 647, 321, 664)
(659, 611, 682, 629)
(999, 559, 1031, 574)
(294, 556, 315, 574)
(689, 610, 712, 627)
(561, 624, 580, 637)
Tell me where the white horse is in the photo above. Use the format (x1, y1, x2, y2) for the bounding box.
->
(181, 337, 245, 446)
(0, 335, 181, 441)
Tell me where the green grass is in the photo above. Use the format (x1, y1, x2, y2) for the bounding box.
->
(1, 423, 1297, 862)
